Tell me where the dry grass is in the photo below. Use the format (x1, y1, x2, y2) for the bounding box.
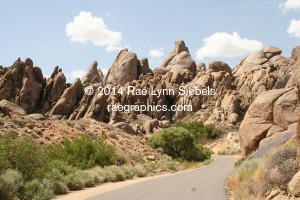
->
(228, 140, 298, 199)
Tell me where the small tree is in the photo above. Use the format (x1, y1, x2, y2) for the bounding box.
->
(149, 127, 211, 161)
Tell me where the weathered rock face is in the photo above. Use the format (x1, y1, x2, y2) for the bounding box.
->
(81, 61, 103, 87)
(239, 87, 299, 155)
(50, 78, 84, 117)
(105, 49, 139, 86)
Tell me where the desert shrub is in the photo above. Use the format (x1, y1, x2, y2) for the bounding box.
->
(236, 159, 259, 181)
(263, 145, 298, 190)
(88, 167, 106, 183)
(64, 172, 85, 191)
(149, 127, 211, 161)
(51, 180, 68, 195)
(46, 134, 117, 169)
(104, 166, 127, 181)
(0, 134, 49, 181)
(64, 170, 96, 190)
(154, 161, 178, 172)
(122, 166, 135, 179)
(23, 179, 54, 200)
(134, 165, 147, 177)
(0, 169, 23, 200)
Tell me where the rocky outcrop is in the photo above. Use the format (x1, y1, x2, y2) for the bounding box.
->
(50, 78, 84, 117)
(233, 46, 293, 111)
(40, 67, 67, 112)
(154, 40, 196, 84)
(81, 61, 103, 87)
(15, 59, 44, 113)
(1, 42, 300, 142)
(105, 49, 139, 86)
(0, 58, 25, 102)
(237, 45, 300, 156)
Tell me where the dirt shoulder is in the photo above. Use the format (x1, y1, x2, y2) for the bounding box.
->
(54, 171, 177, 200)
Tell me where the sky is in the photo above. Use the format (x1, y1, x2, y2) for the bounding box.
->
(0, 0, 299, 81)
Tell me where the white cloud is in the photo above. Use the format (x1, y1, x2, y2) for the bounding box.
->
(287, 19, 300, 38)
(196, 32, 263, 61)
(71, 70, 86, 80)
(149, 48, 164, 58)
(280, 0, 300, 13)
(65, 11, 122, 52)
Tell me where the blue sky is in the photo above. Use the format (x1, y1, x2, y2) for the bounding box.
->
(0, 0, 299, 81)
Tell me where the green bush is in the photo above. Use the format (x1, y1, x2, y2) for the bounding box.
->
(23, 179, 54, 200)
(46, 134, 117, 169)
(0, 169, 23, 200)
(184, 144, 212, 162)
(0, 134, 49, 181)
(174, 121, 218, 143)
(149, 127, 211, 161)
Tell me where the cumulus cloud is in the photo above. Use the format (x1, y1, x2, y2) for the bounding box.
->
(196, 32, 263, 61)
(71, 70, 86, 80)
(279, 0, 300, 13)
(149, 48, 164, 58)
(66, 11, 122, 52)
(287, 19, 300, 38)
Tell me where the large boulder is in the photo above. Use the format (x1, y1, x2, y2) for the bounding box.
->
(273, 88, 298, 129)
(239, 88, 294, 155)
(0, 99, 26, 115)
(105, 49, 139, 85)
(289, 171, 300, 197)
(209, 61, 231, 75)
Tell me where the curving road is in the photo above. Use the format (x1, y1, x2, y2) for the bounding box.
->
(88, 156, 238, 200)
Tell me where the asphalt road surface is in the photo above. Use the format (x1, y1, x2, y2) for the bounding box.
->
(88, 156, 238, 200)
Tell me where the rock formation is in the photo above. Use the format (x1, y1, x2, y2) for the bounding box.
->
(0, 42, 299, 154)
(105, 49, 139, 85)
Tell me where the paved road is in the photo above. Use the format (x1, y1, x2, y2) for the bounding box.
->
(88, 156, 238, 200)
